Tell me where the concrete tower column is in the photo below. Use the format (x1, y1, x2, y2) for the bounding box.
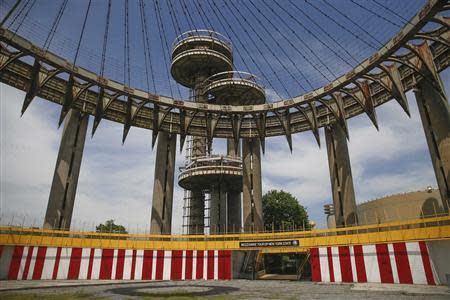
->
(150, 131, 177, 234)
(242, 138, 263, 232)
(414, 80, 450, 212)
(210, 183, 227, 234)
(188, 75, 207, 234)
(325, 123, 357, 227)
(44, 108, 89, 230)
(227, 139, 242, 233)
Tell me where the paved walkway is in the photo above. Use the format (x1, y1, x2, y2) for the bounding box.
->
(0, 280, 448, 299)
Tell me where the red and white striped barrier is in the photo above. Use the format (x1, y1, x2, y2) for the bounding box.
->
(310, 241, 439, 285)
(0, 246, 232, 281)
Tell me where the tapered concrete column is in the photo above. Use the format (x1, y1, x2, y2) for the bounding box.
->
(227, 138, 242, 232)
(325, 123, 357, 227)
(242, 138, 263, 232)
(210, 184, 227, 234)
(44, 109, 89, 230)
(150, 132, 176, 234)
(414, 80, 450, 212)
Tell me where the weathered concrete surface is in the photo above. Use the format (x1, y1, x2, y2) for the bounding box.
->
(227, 138, 242, 232)
(150, 132, 176, 234)
(209, 183, 227, 233)
(325, 123, 357, 227)
(414, 79, 450, 212)
(1, 280, 448, 299)
(44, 109, 89, 230)
(242, 138, 264, 232)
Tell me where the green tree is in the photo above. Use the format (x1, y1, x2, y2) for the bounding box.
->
(96, 219, 128, 234)
(262, 190, 309, 231)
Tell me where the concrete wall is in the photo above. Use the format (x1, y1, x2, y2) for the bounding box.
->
(356, 189, 444, 225)
(427, 240, 450, 285)
(0, 246, 232, 280)
(310, 241, 440, 285)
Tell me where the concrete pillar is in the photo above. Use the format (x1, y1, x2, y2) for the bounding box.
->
(242, 138, 264, 232)
(414, 80, 450, 212)
(150, 131, 176, 234)
(325, 123, 358, 227)
(210, 183, 227, 234)
(187, 75, 207, 234)
(227, 138, 242, 233)
(44, 109, 89, 230)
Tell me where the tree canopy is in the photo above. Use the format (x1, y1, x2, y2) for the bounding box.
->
(96, 219, 128, 234)
(262, 190, 309, 231)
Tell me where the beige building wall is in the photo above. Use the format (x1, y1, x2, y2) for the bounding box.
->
(356, 189, 444, 225)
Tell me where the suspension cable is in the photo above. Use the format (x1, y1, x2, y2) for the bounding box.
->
(349, 0, 403, 28)
(43, 0, 68, 51)
(239, 0, 311, 91)
(223, 1, 297, 96)
(154, 0, 181, 98)
(372, 0, 414, 26)
(139, 0, 157, 93)
(166, 0, 182, 36)
(6, 0, 30, 30)
(248, 0, 337, 84)
(317, 0, 383, 48)
(123, 0, 131, 85)
(204, 0, 282, 100)
(0, 0, 23, 27)
(178, 0, 197, 33)
(285, 0, 359, 65)
(73, 0, 91, 65)
(99, 0, 111, 77)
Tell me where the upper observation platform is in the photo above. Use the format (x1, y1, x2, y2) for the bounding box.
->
(178, 155, 242, 191)
(171, 30, 233, 88)
(203, 71, 266, 105)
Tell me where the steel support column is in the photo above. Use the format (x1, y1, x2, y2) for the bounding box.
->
(414, 79, 450, 212)
(325, 123, 358, 227)
(150, 131, 176, 234)
(242, 138, 263, 232)
(44, 109, 89, 230)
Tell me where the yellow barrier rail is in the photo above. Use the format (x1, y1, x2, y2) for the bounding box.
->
(0, 216, 449, 252)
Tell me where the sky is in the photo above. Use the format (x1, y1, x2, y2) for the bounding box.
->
(0, 0, 448, 233)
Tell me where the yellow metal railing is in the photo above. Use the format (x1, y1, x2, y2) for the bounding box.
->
(0, 216, 449, 251)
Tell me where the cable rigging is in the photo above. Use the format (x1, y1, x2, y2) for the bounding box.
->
(222, 0, 297, 97)
(204, 0, 285, 100)
(42, 0, 68, 51)
(99, 0, 111, 77)
(73, 0, 91, 65)
(349, 0, 403, 28)
(139, 0, 157, 93)
(304, 0, 380, 51)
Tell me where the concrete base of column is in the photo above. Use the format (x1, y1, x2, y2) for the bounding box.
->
(415, 80, 450, 212)
(44, 109, 89, 230)
(150, 132, 176, 234)
(242, 138, 264, 232)
(325, 123, 357, 227)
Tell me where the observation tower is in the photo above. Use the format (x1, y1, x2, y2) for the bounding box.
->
(167, 30, 266, 234)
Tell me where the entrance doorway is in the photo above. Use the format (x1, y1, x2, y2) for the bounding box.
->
(260, 252, 311, 280)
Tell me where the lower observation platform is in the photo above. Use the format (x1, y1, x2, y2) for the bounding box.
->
(178, 155, 242, 190)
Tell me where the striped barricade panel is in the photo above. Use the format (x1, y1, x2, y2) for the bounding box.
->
(0, 246, 232, 281)
(310, 241, 439, 285)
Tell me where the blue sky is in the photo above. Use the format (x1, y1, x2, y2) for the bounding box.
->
(0, 0, 448, 232)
